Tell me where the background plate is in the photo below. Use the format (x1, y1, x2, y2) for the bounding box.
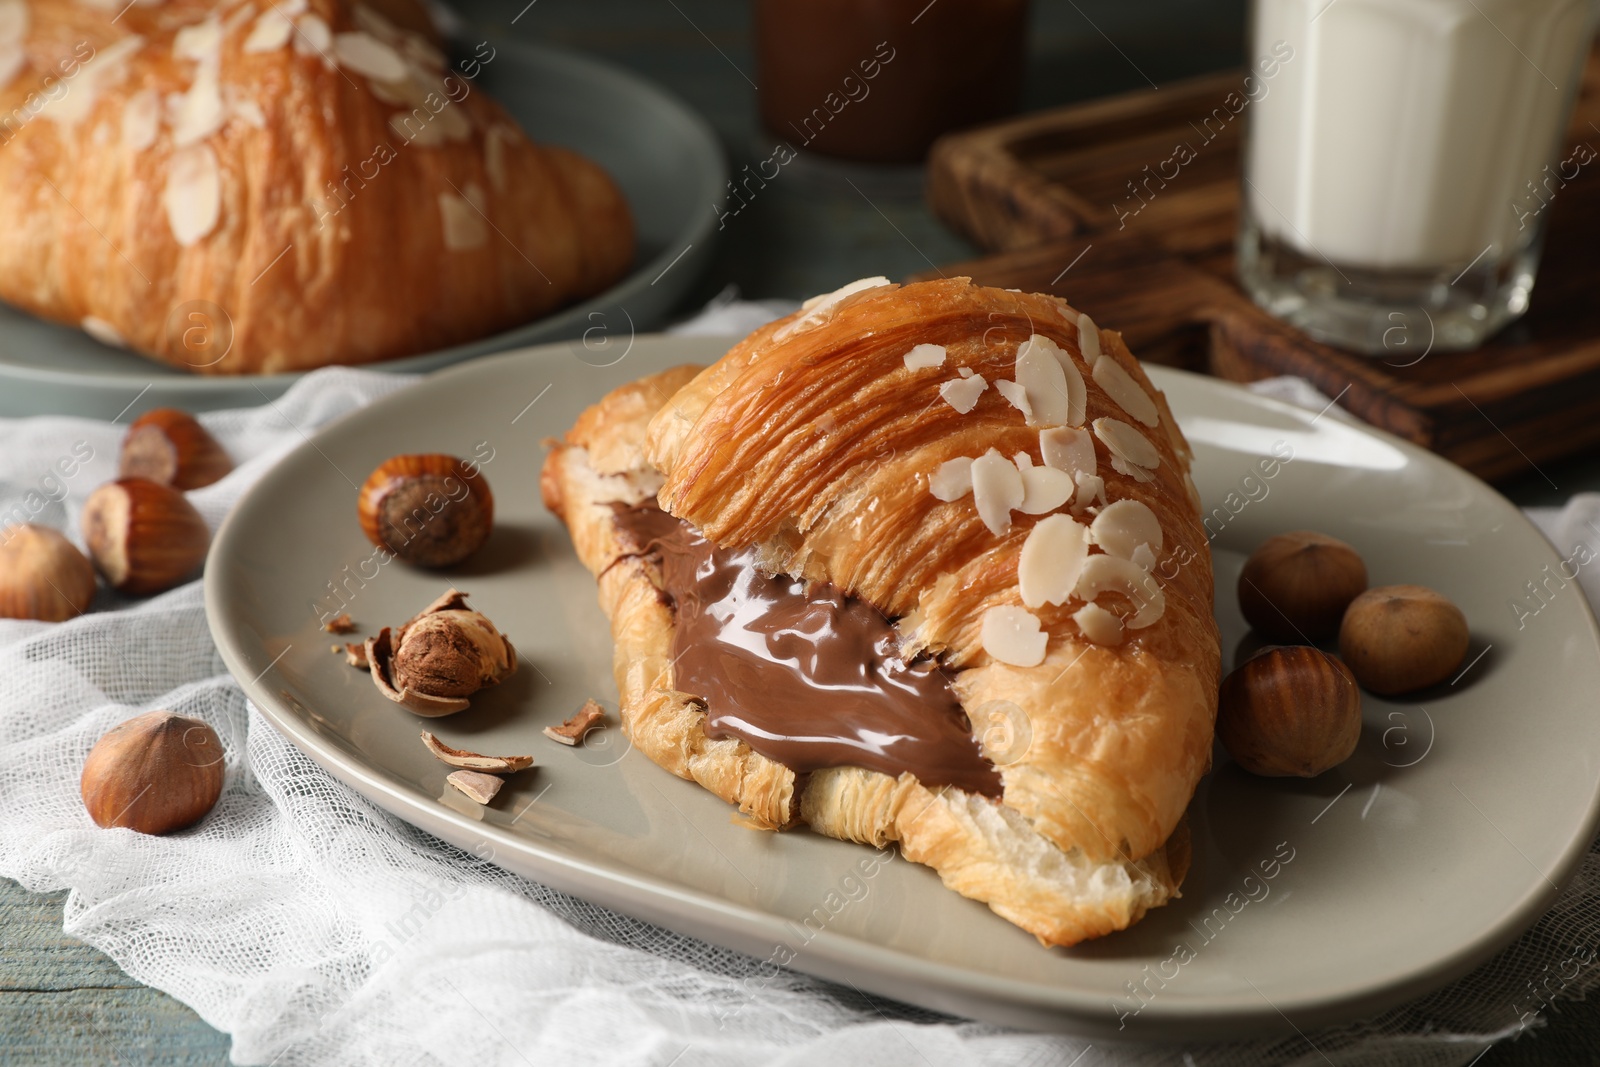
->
(0, 39, 723, 420)
(206, 336, 1600, 1040)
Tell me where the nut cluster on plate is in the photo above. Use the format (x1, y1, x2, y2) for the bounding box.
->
(1220, 530, 1471, 779)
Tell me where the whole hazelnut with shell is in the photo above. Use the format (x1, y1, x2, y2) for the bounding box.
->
(80, 710, 225, 834)
(119, 408, 232, 490)
(1238, 531, 1367, 642)
(0, 523, 97, 621)
(357, 454, 494, 568)
(81, 478, 211, 595)
(1217, 646, 1362, 778)
(1339, 584, 1469, 695)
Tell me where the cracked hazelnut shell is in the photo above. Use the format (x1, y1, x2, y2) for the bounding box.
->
(357, 454, 493, 568)
(1238, 530, 1368, 642)
(1218, 646, 1362, 778)
(1339, 584, 1469, 695)
(119, 408, 232, 490)
(82, 478, 211, 595)
(0, 523, 96, 621)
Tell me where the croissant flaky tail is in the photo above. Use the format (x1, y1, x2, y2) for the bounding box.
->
(0, 0, 633, 374)
(542, 278, 1220, 946)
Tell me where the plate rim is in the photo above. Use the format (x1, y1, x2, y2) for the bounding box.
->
(0, 38, 725, 395)
(205, 335, 1600, 1040)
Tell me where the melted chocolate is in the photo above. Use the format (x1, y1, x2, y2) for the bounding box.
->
(612, 503, 1002, 798)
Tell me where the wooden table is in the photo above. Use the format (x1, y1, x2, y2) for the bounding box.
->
(4, 0, 1596, 1062)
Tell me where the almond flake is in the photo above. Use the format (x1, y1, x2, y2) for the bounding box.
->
(46, 34, 143, 127)
(164, 143, 221, 247)
(402, 33, 446, 71)
(334, 31, 408, 82)
(1013, 334, 1073, 427)
(81, 316, 124, 347)
(994, 378, 1030, 420)
(446, 769, 502, 804)
(1110, 455, 1158, 483)
(1131, 543, 1157, 571)
(353, 2, 401, 42)
(1075, 553, 1165, 629)
(1088, 499, 1163, 559)
(1018, 465, 1074, 515)
(544, 699, 607, 745)
(1078, 313, 1101, 361)
(1018, 513, 1089, 608)
(244, 8, 294, 52)
(438, 191, 487, 250)
(1040, 426, 1095, 477)
(929, 456, 973, 502)
(170, 56, 224, 146)
(938, 374, 986, 415)
(981, 605, 1048, 667)
(1092, 355, 1159, 427)
(1075, 471, 1107, 508)
(902, 343, 946, 370)
(957, 367, 975, 379)
(1013, 451, 1033, 470)
(173, 17, 223, 61)
(231, 94, 266, 127)
(485, 124, 514, 193)
(971, 449, 1023, 535)
(1093, 417, 1160, 471)
(774, 276, 891, 341)
(1073, 602, 1124, 645)
(121, 89, 160, 150)
(294, 14, 332, 57)
(0, 44, 22, 92)
(0, 0, 28, 46)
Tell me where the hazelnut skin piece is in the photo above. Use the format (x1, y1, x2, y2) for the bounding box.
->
(80, 710, 225, 834)
(357, 454, 493, 568)
(0, 523, 97, 621)
(1339, 584, 1470, 695)
(81, 478, 211, 595)
(1238, 531, 1368, 642)
(119, 408, 232, 490)
(1217, 646, 1362, 778)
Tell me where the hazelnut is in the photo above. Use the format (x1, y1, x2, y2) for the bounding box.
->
(357, 454, 493, 568)
(1339, 584, 1469, 695)
(82, 478, 211, 595)
(119, 408, 232, 490)
(0, 524, 96, 621)
(367, 589, 516, 716)
(1217, 646, 1362, 777)
(1238, 531, 1368, 642)
(80, 710, 225, 834)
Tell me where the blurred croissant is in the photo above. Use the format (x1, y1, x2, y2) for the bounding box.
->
(0, 0, 632, 374)
(544, 278, 1220, 946)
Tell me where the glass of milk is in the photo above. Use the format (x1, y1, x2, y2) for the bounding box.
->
(1238, 0, 1598, 355)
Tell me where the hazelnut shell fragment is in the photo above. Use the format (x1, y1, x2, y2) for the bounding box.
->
(322, 613, 356, 634)
(1339, 584, 1469, 695)
(1217, 646, 1362, 778)
(82, 478, 211, 595)
(357, 454, 494, 568)
(1238, 531, 1367, 642)
(447, 769, 503, 804)
(0, 523, 97, 621)
(544, 700, 605, 746)
(420, 731, 533, 772)
(80, 710, 225, 834)
(119, 408, 232, 490)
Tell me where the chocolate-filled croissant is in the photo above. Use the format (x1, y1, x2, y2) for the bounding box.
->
(0, 0, 632, 374)
(542, 278, 1219, 946)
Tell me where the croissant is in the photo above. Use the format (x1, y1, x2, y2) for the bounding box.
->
(542, 278, 1220, 946)
(0, 0, 632, 374)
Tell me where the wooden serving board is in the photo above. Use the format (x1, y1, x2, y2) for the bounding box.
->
(922, 50, 1600, 484)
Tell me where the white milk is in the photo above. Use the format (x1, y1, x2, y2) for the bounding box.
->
(1246, 0, 1595, 271)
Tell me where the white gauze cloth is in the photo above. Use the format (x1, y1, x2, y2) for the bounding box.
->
(0, 308, 1597, 1067)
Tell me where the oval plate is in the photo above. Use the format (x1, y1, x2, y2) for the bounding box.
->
(0, 39, 722, 420)
(206, 336, 1600, 1041)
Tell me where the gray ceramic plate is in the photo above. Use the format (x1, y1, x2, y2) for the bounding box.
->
(0, 40, 722, 420)
(205, 336, 1600, 1041)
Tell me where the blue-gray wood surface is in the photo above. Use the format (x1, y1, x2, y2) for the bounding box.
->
(4, 0, 1596, 1062)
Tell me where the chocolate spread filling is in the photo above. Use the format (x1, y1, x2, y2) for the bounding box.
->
(611, 503, 1002, 798)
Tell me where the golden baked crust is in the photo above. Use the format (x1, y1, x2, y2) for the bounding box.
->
(0, 0, 633, 374)
(542, 278, 1218, 947)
